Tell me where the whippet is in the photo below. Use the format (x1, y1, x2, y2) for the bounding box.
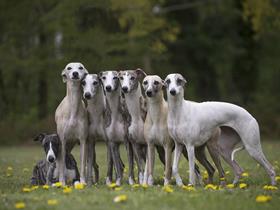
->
(55, 62, 88, 185)
(31, 133, 79, 185)
(142, 75, 219, 186)
(119, 69, 169, 185)
(82, 74, 125, 185)
(165, 73, 276, 186)
(99, 70, 134, 186)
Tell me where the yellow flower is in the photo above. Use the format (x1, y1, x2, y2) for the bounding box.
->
(113, 195, 127, 203)
(124, 167, 127, 173)
(47, 199, 58, 205)
(132, 184, 140, 188)
(42, 185, 50, 190)
(182, 185, 196, 191)
(226, 184, 235, 189)
(241, 172, 249, 177)
(220, 177, 226, 181)
(204, 184, 218, 190)
(263, 185, 278, 191)
(7, 166, 13, 171)
(63, 187, 72, 194)
(225, 171, 230, 175)
(6, 173, 12, 177)
(22, 168, 29, 173)
(15, 202, 25, 209)
(275, 176, 280, 181)
(163, 185, 174, 193)
(108, 183, 117, 189)
(239, 183, 247, 189)
(74, 183, 85, 190)
(22, 187, 31, 193)
(31, 186, 39, 191)
(203, 171, 208, 180)
(142, 184, 148, 189)
(255, 195, 272, 203)
(54, 182, 62, 188)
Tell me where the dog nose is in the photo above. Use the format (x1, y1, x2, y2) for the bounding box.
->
(48, 156, 55, 163)
(72, 71, 79, 78)
(146, 90, 152, 97)
(170, 89, 176, 96)
(84, 92, 91, 99)
(122, 86, 128, 93)
(106, 86, 112, 92)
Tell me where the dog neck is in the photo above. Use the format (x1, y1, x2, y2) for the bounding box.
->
(146, 91, 165, 119)
(87, 87, 106, 119)
(167, 90, 185, 116)
(105, 87, 121, 118)
(66, 80, 83, 119)
(124, 83, 142, 120)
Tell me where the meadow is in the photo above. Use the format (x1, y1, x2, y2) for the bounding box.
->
(0, 141, 280, 210)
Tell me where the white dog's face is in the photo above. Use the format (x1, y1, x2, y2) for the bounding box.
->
(142, 75, 164, 98)
(164, 73, 187, 96)
(81, 74, 101, 100)
(99, 71, 119, 93)
(119, 69, 146, 93)
(61, 62, 88, 83)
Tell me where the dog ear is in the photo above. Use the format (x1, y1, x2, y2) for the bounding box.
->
(61, 69, 67, 83)
(53, 134, 60, 144)
(34, 133, 46, 142)
(161, 79, 166, 89)
(136, 68, 146, 80)
(180, 75, 187, 86)
(98, 71, 103, 79)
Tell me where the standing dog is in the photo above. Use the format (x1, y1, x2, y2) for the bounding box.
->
(99, 70, 134, 185)
(165, 73, 276, 186)
(31, 133, 79, 185)
(55, 62, 88, 185)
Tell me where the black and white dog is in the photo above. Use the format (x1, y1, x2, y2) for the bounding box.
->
(30, 133, 80, 185)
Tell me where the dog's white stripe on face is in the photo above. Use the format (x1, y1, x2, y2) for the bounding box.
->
(46, 142, 56, 163)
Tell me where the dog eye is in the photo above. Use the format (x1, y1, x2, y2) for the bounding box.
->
(154, 81, 159, 85)
(177, 78, 182, 84)
(113, 76, 118, 80)
(93, 81, 98, 85)
(67, 67, 72, 70)
(79, 66, 84, 70)
(130, 76, 135, 80)
(102, 76, 106, 80)
(143, 81, 148, 85)
(120, 76, 124, 80)
(165, 79, 171, 84)
(81, 81, 86, 86)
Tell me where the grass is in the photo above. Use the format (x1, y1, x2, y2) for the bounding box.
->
(0, 141, 280, 210)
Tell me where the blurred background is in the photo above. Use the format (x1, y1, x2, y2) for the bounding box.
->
(0, 0, 279, 145)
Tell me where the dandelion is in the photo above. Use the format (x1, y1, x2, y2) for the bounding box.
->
(54, 182, 62, 188)
(239, 183, 247, 189)
(108, 183, 117, 189)
(241, 172, 249, 177)
(182, 185, 195, 191)
(263, 185, 278, 191)
(162, 185, 174, 193)
(47, 199, 58, 205)
(226, 184, 235, 189)
(114, 187, 122, 191)
(74, 183, 85, 190)
(124, 168, 127, 173)
(113, 195, 127, 203)
(142, 184, 148, 189)
(225, 171, 230, 175)
(204, 184, 218, 190)
(255, 195, 272, 203)
(275, 176, 280, 182)
(220, 177, 226, 181)
(63, 187, 72, 194)
(132, 184, 140, 189)
(31, 186, 39, 191)
(15, 202, 25, 209)
(42, 185, 50, 190)
(7, 166, 13, 171)
(22, 168, 29, 173)
(203, 171, 208, 180)
(6, 173, 12, 177)
(22, 187, 31, 193)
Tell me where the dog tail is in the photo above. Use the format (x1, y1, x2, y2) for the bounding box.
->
(231, 145, 245, 161)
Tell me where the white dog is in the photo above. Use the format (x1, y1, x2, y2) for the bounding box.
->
(164, 73, 276, 186)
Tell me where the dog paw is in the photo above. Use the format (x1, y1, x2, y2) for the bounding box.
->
(138, 173, 144, 185)
(116, 178, 121, 186)
(164, 178, 170, 186)
(147, 175, 154, 186)
(128, 177, 135, 185)
(105, 177, 112, 186)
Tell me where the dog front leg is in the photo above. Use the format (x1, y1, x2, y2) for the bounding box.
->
(87, 139, 94, 186)
(125, 141, 135, 185)
(92, 141, 99, 184)
(106, 142, 113, 185)
(172, 142, 183, 186)
(46, 164, 55, 185)
(186, 145, 196, 186)
(59, 141, 66, 186)
(80, 140, 87, 184)
(147, 142, 155, 186)
(164, 144, 172, 186)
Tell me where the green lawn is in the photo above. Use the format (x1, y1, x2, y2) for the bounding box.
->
(0, 141, 280, 210)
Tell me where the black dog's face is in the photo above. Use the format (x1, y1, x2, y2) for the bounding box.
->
(34, 133, 60, 163)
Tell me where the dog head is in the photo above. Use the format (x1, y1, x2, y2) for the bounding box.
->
(142, 75, 165, 98)
(81, 74, 102, 100)
(34, 133, 60, 164)
(164, 73, 187, 97)
(61, 62, 88, 83)
(119, 68, 146, 94)
(99, 71, 119, 93)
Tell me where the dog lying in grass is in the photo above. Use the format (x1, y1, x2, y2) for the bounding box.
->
(30, 133, 80, 185)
